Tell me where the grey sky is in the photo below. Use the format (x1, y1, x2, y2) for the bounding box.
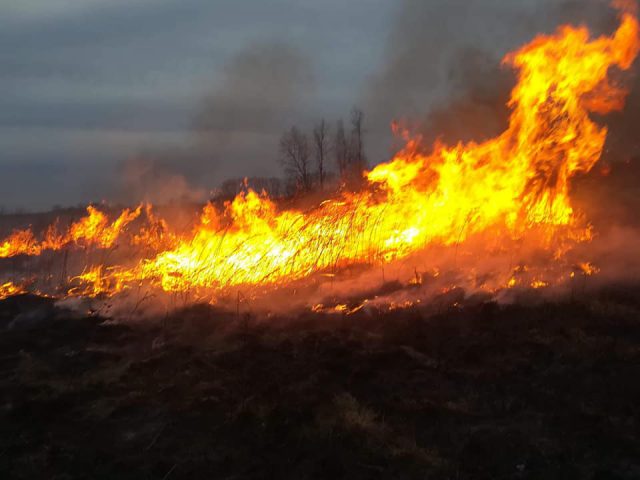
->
(0, 0, 623, 210)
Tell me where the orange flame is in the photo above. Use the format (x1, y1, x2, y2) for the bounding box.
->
(0, 282, 26, 300)
(0, 5, 638, 303)
(0, 205, 141, 258)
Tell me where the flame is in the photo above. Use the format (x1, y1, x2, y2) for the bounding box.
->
(571, 262, 600, 278)
(0, 205, 141, 258)
(131, 204, 176, 252)
(0, 282, 26, 300)
(0, 229, 39, 258)
(136, 8, 637, 294)
(67, 265, 136, 298)
(68, 205, 141, 249)
(1, 5, 638, 305)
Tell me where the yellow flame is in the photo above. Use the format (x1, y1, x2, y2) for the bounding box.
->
(0, 282, 26, 299)
(0, 205, 141, 258)
(1, 5, 637, 302)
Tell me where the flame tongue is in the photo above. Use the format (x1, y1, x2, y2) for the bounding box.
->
(0, 205, 142, 259)
(1, 5, 638, 301)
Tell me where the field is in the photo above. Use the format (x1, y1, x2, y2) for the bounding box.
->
(1, 286, 639, 479)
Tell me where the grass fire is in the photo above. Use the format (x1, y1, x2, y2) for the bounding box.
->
(2, 5, 638, 306)
(2, 1, 640, 479)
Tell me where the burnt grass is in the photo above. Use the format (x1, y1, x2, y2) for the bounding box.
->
(0, 288, 639, 480)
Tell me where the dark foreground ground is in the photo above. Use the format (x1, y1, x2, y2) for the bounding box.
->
(1, 287, 639, 480)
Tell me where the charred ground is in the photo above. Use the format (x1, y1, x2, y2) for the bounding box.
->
(1, 286, 639, 480)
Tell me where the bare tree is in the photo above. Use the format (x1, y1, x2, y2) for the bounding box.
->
(313, 119, 329, 190)
(334, 119, 349, 179)
(349, 107, 367, 174)
(280, 126, 312, 192)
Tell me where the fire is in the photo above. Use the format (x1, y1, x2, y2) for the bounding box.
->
(67, 265, 137, 298)
(0, 229, 39, 258)
(137, 7, 637, 294)
(0, 4, 638, 305)
(0, 282, 26, 300)
(0, 205, 142, 258)
(68, 205, 141, 249)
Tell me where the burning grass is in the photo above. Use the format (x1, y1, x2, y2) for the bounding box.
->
(1, 3, 639, 309)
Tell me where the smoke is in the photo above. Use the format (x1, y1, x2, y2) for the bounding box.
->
(119, 155, 207, 205)
(193, 41, 314, 180)
(117, 40, 314, 205)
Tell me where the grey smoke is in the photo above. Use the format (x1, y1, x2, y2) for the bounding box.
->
(193, 40, 315, 180)
(118, 40, 315, 204)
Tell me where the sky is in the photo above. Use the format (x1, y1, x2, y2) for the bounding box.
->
(0, 0, 623, 210)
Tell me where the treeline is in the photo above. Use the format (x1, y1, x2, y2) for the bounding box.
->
(213, 107, 368, 201)
(279, 107, 367, 194)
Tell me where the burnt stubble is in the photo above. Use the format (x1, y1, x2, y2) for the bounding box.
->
(1, 287, 639, 480)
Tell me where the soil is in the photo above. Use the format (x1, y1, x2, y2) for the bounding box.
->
(1, 287, 639, 479)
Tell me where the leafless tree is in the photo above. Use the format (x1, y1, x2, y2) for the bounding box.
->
(280, 126, 312, 192)
(313, 119, 330, 190)
(349, 107, 367, 174)
(334, 119, 349, 179)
